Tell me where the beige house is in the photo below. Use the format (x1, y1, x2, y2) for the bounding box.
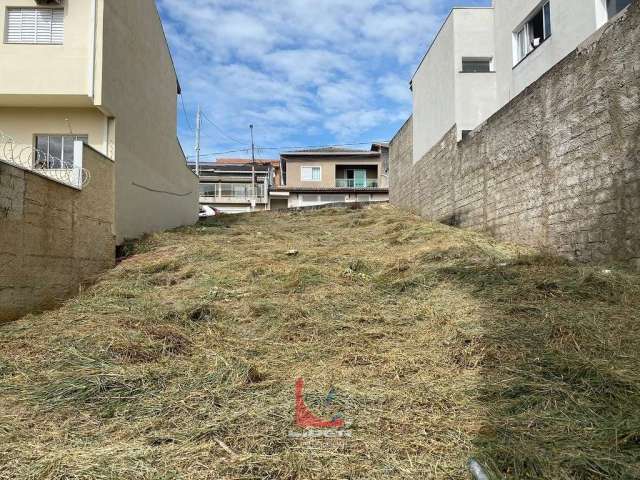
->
(0, 0, 198, 243)
(276, 144, 390, 208)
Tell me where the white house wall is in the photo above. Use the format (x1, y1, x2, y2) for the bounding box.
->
(412, 9, 498, 163)
(493, 0, 605, 108)
(412, 14, 456, 164)
(453, 8, 497, 137)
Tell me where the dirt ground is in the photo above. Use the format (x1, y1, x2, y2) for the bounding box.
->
(1, 204, 639, 479)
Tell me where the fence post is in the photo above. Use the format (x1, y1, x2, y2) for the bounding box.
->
(73, 140, 84, 189)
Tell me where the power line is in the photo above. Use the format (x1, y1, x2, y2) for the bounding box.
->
(179, 93, 194, 132)
(186, 147, 251, 159)
(189, 139, 388, 160)
(257, 141, 382, 151)
(201, 112, 247, 146)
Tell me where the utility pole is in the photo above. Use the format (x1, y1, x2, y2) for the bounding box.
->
(250, 124, 256, 211)
(195, 105, 202, 176)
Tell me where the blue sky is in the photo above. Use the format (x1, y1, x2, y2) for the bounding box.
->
(157, 0, 491, 161)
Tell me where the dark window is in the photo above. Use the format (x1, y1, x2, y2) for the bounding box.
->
(530, 9, 545, 42)
(514, 2, 551, 64)
(543, 2, 551, 38)
(608, 0, 631, 18)
(462, 58, 492, 73)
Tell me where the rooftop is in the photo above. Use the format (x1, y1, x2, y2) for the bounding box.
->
(281, 146, 381, 157)
(189, 163, 271, 173)
(216, 158, 280, 167)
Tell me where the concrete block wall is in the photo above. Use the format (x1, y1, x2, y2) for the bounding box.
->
(390, 3, 640, 265)
(0, 145, 115, 322)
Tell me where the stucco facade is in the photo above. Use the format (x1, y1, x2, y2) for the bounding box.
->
(493, 0, 616, 108)
(411, 0, 632, 163)
(0, 0, 198, 243)
(412, 8, 496, 163)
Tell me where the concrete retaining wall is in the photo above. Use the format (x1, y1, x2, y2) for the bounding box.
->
(0, 145, 115, 322)
(390, 3, 640, 265)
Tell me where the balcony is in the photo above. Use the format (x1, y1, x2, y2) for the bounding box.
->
(335, 178, 379, 188)
(200, 182, 268, 204)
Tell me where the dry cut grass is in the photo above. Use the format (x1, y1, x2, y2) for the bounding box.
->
(0, 204, 639, 479)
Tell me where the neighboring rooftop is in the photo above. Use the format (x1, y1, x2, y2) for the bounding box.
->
(188, 163, 271, 173)
(282, 146, 382, 157)
(216, 158, 280, 166)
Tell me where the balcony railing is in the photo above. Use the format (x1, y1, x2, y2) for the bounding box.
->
(335, 178, 379, 188)
(200, 182, 267, 203)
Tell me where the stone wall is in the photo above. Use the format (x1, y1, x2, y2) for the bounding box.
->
(390, 3, 640, 265)
(0, 145, 115, 322)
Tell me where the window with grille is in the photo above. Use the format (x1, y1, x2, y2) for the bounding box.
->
(6, 7, 64, 45)
(35, 135, 87, 169)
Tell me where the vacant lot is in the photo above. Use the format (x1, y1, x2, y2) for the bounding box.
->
(1, 205, 639, 479)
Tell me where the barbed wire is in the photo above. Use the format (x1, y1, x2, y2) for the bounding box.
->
(0, 130, 90, 188)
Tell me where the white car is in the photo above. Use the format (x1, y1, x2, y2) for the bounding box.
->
(199, 205, 219, 218)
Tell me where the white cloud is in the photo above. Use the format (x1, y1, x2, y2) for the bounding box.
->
(158, 0, 488, 157)
(377, 74, 412, 104)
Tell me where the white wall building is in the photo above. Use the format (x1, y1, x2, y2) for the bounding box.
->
(412, 7, 496, 163)
(411, 0, 632, 163)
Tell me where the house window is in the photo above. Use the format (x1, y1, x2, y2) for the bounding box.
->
(461, 58, 493, 73)
(301, 166, 321, 182)
(513, 2, 551, 65)
(608, 0, 631, 18)
(5, 7, 64, 44)
(35, 135, 88, 169)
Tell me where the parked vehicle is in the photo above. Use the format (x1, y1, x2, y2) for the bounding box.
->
(199, 205, 219, 218)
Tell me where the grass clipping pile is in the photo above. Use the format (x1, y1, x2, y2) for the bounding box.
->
(1, 204, 639, 479)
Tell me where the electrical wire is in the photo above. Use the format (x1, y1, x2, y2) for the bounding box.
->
(201, 112, 247, 146)
(189, 139, 388, 160)
(179, 93, 194, 133)
(257, 141, 380, 151)
(186, 147, 251, 159)
(180, 98, 387, 159)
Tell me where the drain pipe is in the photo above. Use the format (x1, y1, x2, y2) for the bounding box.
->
(468, 458, 490, 480)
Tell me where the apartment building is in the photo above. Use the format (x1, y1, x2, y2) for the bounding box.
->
(411, 0, 632, 162)
(189, 159, 278, 214)
(0, 0, 198, 243)
(276, 144, 390, 208)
